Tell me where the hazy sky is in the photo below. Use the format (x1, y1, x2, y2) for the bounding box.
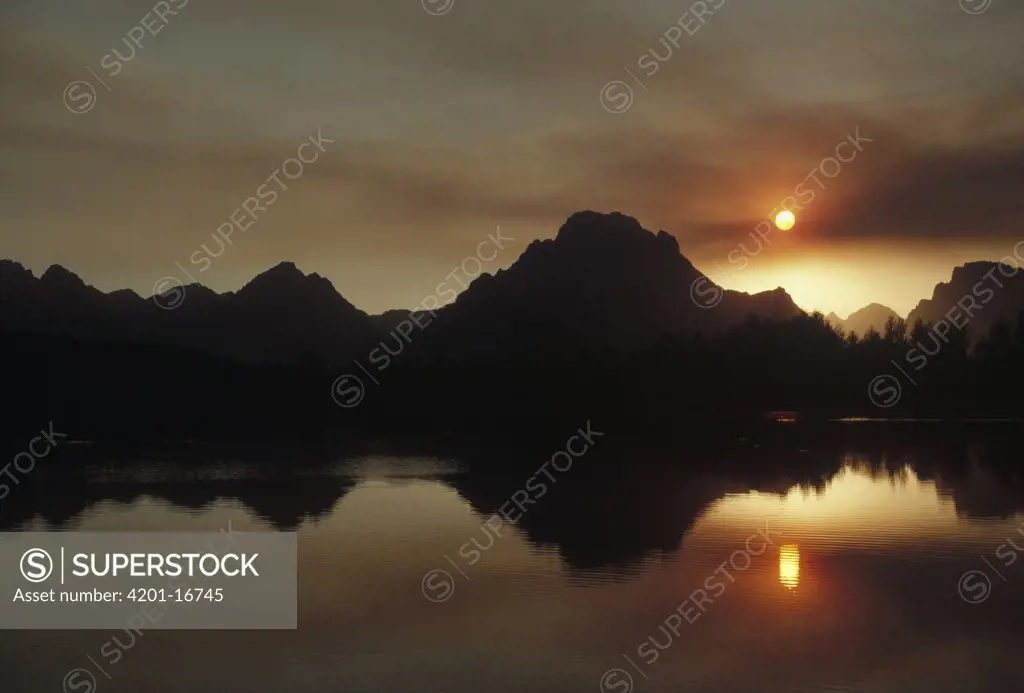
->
(2, 0, 1023, 316)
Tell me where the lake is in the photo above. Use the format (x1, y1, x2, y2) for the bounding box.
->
(2, 423, 1023, 693)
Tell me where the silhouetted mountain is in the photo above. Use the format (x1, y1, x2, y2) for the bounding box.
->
(416, 211, 803, 358)
(826, 303, 900, 337)
(907, 261, 1024, 344)
(0, 259, 378, 364)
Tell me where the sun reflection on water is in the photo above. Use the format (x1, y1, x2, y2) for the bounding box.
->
(779, 544, 800, 590)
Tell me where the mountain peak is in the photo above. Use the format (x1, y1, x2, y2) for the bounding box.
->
(558, 210, 645, 236)
(826, 303, 899, 336)
(555, 211, 669, 250)
(847, 303, 900, 321)
(236, 261, 359, 316)
(40, 264, 86, 288)
(1, 259, 33, 281)
(260, 260, 304, 279)
(240, 261, 314, 293)
(949, 260, 1013, 286)
(0, 258, 30, 273)
(547, 211, 692, 277)
(427, 211, 804, 356)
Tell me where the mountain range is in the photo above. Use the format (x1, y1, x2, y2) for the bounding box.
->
(1, 211, 804, 365)
(3, 211, 1022, 365)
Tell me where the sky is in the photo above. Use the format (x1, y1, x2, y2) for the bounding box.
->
(1, 0, 1023, 317)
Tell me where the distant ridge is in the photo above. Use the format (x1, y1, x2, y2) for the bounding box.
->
(826, 303, 901, 337)
(0, 258, 378, 364)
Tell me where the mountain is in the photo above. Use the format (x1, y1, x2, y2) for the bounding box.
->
(5, 218, 1024, 439)
(1, 211, 804, 365)
(826, 303, 900, 338)
(906, 261, 1024, 343)
(416, 211, 804, 358)
(0, 259, 379, 364)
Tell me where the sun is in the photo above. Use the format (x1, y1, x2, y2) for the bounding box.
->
(774, 210, 796, 231)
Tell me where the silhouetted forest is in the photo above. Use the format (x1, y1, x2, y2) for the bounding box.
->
(4, 308, 1023, 445)
(358, 308, 1024, 428)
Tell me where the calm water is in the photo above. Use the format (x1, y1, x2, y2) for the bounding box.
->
(2, 429, 1024, 693)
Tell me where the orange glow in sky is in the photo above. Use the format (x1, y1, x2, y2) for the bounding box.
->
(696, 239, 1017, 318)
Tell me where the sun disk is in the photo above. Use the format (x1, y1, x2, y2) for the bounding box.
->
(775, 210, 796, 231)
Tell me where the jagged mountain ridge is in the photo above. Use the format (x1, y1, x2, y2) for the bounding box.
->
(906, 261, 1024, 343)
(2, 211, 812, 364)
(0, 259, 379, 364)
